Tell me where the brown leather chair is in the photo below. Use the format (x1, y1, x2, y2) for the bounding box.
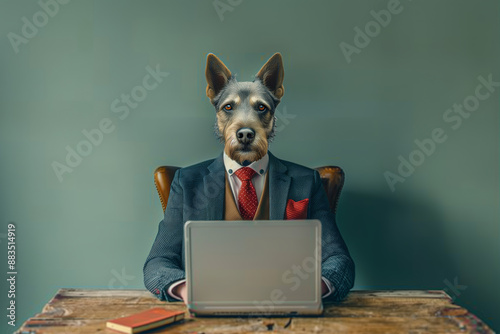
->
(154, 165, 345, 215)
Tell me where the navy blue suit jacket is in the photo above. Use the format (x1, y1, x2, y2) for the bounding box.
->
(143, 150, 355, 302)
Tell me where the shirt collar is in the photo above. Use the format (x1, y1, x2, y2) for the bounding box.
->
(223, 151, 269, 177)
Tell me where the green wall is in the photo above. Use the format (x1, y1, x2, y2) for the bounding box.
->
(1, 0, 498, 332)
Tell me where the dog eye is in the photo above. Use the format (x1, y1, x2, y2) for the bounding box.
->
(258, 104, 267, 112)
(223, 104, 232, 111)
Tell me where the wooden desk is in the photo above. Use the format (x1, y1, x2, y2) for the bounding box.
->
(16, 289, 493, 333)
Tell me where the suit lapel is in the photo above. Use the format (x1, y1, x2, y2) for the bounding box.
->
(268, 151, 291, 220)
(204, 151, 225, 220)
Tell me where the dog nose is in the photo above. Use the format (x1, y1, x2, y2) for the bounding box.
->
(236, 127, 255, 144)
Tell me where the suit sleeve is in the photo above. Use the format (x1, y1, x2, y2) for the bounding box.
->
(143, 168, 186, 302)
(310, 169, 355, 301)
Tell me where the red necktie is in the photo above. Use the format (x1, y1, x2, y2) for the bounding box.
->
(234, 167, 258, 220)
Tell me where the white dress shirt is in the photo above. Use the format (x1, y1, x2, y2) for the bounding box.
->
(223, 150, 269, 209)
(167, 151, 335, 300)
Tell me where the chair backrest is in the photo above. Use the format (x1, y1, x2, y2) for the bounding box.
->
(154, 165, 345, 215)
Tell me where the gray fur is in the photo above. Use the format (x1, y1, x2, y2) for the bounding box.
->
(211, 76, 280, 142)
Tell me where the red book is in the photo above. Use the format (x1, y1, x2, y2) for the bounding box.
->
(106, 307, 185, 333)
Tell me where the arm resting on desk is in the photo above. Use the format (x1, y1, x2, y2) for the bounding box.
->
(143, 169, 186, 302)
(311, 170, 355, 302)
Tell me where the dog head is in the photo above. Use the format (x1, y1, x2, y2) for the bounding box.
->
(205, 53, 285, 165)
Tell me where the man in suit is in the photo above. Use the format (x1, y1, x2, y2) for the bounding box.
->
(143, 53, 355, 303)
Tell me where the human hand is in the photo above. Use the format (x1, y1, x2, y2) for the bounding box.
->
(321, 280, 328, 296)
(172, 281, 188, 304)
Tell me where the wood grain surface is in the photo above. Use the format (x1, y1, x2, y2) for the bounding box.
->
(15, 289, 494, 334)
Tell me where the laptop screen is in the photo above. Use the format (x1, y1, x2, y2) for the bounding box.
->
(185, 220, 321, 305)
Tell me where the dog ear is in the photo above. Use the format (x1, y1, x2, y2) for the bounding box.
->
(256, 53, 285, 99)
(205, 53, 232, 101)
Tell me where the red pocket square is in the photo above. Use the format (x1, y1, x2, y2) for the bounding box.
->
(285, 198, 309, 220)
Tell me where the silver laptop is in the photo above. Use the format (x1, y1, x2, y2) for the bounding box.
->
(184, 219, 323, 316)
